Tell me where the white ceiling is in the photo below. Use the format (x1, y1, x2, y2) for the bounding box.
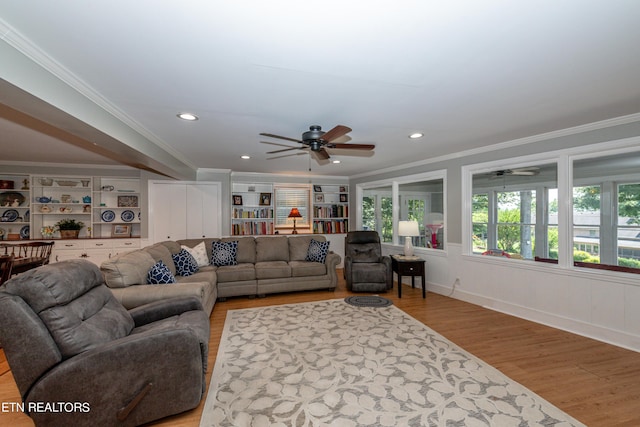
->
(1, 1, 639, 178)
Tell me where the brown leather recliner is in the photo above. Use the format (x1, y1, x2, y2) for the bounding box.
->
(344, 231, 393, 292)
(0, 259, 209, 426)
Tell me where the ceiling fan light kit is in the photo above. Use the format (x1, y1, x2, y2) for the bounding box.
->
(260, 125, 375, 165)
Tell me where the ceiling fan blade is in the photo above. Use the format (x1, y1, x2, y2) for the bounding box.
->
(317, 148, 331, 160)
(267, 152, 307, 160)
(259, 133, 302, 143)
(260, 140, 300, 148)
(328, 143, 375, 150)
(267, 147, 304, 154)
(321, 125, 352, 143)
(310, 149, 330, 162)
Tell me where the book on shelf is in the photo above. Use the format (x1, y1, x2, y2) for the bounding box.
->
(312, 219, 349, 234)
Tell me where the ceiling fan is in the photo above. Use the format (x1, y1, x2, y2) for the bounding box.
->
(488, 167, 540, 178)
(260, 125, 375, 164)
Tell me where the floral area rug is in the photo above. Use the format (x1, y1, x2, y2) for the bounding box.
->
(200, 299, 584, 427)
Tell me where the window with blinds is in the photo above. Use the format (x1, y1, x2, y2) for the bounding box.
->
(275, 185, 310, 228)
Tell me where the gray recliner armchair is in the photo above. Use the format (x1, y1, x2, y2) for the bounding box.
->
(0, 259, 210, 427)
(344, 231, 393, 292)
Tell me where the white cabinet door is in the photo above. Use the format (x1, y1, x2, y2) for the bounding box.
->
(186, 183, 221, 239)
(149, 181, 221, 243)
(149, 182, 187, 242)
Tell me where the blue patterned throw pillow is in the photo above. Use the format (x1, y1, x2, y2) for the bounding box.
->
(172, 248, 199, 277)
(147, 260, 176, 284)
(306, 239, 330, 263)
(211, 241, 238, 267)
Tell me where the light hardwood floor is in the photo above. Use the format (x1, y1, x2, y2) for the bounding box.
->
(2, 272, 640, 426)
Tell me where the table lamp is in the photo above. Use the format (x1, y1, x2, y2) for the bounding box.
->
(288, 208, 302, 234)
(398, 220, 420, 256)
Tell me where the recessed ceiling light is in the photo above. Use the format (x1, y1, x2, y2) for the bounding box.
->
(240, 155, 251, 159)
(177, 112, 198, 121)
(332, 160, 341, 164)
(409, 132, 424, 139)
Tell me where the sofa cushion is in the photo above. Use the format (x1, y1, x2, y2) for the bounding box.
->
(147, 261, 177, 284)
(182, 241, 210, 267)
(256, 236, 289, 262)
(160, 240, 182, 255)
(306, 239, 330, 263)
(144, 243, 177, 276)
(216, 263, 256, 282)
(211, 241, 238, 267)
(172, 249, 199, 276)
(255, 261, 291, 279)
(289, 235, 316, 261)
(290, 260, 327, 277)
(221, 237, 256, 264)
(101, 251, 157, 288)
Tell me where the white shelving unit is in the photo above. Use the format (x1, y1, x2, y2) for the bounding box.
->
(30, 175, 94, 239)
(0, 174, 31, 240)
(231, 182, 274, 235)
(312, 184, 349, 234)
(92, 178, 141, 238)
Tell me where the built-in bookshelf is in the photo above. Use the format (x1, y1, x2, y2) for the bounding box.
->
(231, 182, 274, 235)
(312, 184, 349, 234)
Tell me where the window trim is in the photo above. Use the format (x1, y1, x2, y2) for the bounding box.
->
(356, 169, 447, 251)
(462, 135, 640, 279)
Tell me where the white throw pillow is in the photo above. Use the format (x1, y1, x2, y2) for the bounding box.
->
(181, 241, 209, 267)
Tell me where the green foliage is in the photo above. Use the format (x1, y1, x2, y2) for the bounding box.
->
(55, 218, 85, 230)
(573, 186, 601, 212)
(618, 257, 640, 269)
(573, 250, 599, 263)
(497, 209, 522, 253)
(619, 183, 640, 225)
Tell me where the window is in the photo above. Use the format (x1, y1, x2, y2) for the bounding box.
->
(358, 171, 446, 249)
(573, 151, 640, 272)
(362, 186, 393, 242)
(274, 185, 310, 231)
(399, 179, 444, 249)
(471, 163, 557, 260)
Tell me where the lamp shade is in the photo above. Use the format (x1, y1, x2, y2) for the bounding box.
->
(288, 208, 302, 218)
(398, 220, 420, 236)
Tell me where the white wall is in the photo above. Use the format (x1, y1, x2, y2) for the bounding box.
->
(356, 115, 640, 352)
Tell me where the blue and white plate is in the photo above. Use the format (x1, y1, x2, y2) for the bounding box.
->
(2, 209, 19, 222)
(101, 210, 116, 222)
(121, 210, 135, 222)
(20, 225, 30, 239)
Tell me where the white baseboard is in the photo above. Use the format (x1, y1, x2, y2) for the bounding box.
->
(427, 282, 640, 353)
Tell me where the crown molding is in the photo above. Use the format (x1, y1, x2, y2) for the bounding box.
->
(351, 112, 640, 180)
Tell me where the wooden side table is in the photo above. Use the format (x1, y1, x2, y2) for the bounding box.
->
(391, 255, 426, 298)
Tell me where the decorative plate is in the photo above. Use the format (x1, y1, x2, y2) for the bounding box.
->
(101, 210, 116, 222)
(20, 225, 30, 239)
(121, 210, 135, 222)
(2, 209, 19, 222)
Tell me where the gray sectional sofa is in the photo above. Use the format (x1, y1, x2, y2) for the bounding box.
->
(100, 235, 340, 315)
